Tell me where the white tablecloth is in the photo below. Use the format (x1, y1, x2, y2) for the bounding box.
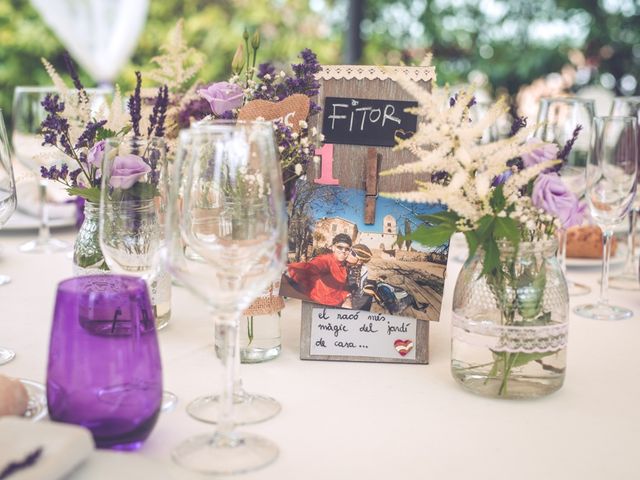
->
(1, 227, 639, 479)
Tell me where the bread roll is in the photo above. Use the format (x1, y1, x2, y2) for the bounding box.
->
(565, 225, 618, 259)
(0, 375, 28, 416)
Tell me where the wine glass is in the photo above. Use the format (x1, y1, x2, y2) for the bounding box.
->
(0, 110, 17, 364)
(166, 122, 287, 474)
(11, 86, 110, 253)
(536, 97, 594, 296)
(575, 116, 638, 320)
(179, 121, 283, 427)
(98, 136, 177, 411)
(609, 97, 640, 290)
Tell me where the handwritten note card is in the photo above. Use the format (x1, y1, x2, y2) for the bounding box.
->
(321, 96, 417, 147)
(310, 308, 417, 360)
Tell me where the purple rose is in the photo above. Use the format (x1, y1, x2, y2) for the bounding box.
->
(532, 173, 587, 229)
(522, 139, 559, 169)
(108, 154, 151, 189)
(87, 140, 106, 169)
(198, 82, 244, 116)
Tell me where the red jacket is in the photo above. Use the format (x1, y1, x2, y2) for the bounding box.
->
(287, 253, 348, 306)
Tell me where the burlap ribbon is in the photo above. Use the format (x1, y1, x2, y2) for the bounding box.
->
(243, 282, 285, 316)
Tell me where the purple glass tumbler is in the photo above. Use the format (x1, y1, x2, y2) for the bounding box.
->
(47, 275, 163, 450)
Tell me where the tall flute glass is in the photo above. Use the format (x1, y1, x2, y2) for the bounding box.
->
(11, 86, 109, 253)
(536, 97, 594, 296)
(166, 122, 287, 474)
(0, 110, 17, 364)
(575, 116, 638, 320)
(609, 97, 640, 290)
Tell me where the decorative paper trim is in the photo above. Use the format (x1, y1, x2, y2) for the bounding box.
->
(316, 65, 435, 82)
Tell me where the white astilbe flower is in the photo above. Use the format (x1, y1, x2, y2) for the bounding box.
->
(147, 19, 204, 92)
(381, 58, 557, 231)
(108, 85, 129, 133)
(503, 159, 558, 199)
(41, 58, 68, 97)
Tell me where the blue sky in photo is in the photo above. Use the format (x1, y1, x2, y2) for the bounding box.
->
(309, 185, 445, 237)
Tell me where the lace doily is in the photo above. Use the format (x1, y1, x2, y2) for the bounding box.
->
(452, 313, 568, 354)
(316, 65, 435, 82)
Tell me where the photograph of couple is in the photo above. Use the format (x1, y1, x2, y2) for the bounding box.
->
(279, 184, 449, 322)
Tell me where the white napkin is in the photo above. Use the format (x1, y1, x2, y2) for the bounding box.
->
(0, 417, 94, 480)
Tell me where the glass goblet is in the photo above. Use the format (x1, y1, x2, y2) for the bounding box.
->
(608, 97, 640, 290)
(46, 275, 163, 449)
(536, 96, 594, 296)
(575, 116, 638, 320)
(0, 109, 17, 364)
(11, 86, 110, 254)
(166, 122, 287, 474)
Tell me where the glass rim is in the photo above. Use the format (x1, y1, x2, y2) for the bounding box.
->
(539, 96, 595, 105)
(13, 85, 113, 94)
(56, 274, 148, 294)
(593, 115, 638, 123)
(103, 136, 166, 146)
(613, 96, 640, 102)
(179, 120, 273, 139)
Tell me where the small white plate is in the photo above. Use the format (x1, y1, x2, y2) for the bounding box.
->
(20, 378, 47, 422)
(566, 244, 628, 269)
(3, 209, 76, 231)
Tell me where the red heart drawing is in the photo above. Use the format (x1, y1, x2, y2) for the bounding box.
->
(394, 339, 414, 357)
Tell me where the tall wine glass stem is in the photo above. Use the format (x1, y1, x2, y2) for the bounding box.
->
(215, 311, 240, 440)
(625, 209, 638, 270)
(599, 229, 614, 307)
(37, 181, 51, 245)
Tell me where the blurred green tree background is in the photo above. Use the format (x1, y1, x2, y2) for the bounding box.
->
(1, 0, 638, 127)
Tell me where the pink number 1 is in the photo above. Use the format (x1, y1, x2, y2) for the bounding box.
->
(313, 143, 340, 185)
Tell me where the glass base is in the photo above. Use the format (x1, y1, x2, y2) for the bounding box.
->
(0, 274, 10, 286)
(574, 303, 633, 321)
(608, 272, 640, 291)
(20, 237, 70, 254)
(0, 347, 16, 365)
(172, 432, 278, 475)
(567, 279, 591, 296)
(187, 391, 281, 425)
(241, 344, 281, 363)
(161, 391, 178, 413)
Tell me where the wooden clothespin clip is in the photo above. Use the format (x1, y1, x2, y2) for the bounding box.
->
(364, 147, 380, 225)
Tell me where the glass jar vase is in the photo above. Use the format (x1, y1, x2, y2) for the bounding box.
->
(73, 200, 171, 330)
(451, 240, 569, 399)
(72, 201, 108, 276)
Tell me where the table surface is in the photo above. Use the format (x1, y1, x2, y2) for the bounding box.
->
(1, 227, 639, 480)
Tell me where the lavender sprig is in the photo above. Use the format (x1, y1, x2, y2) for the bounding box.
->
(509, 115, 527, 137)
(128, 71, 142, 137)
(40, 94, 75, 158)
(558, 124, 582, 162)
(147, 85, 169, 138)
(63, 52, 85, 93)
(75, 119, 107, 149)
(0, 447, 43, 480)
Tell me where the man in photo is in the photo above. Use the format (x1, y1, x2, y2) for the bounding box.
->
(342, 244, 373, 311)
(285, 233, 352, 306)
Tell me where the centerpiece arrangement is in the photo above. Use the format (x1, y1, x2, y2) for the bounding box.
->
(383, 57, 585, 398)
(39, 21, 323, 359)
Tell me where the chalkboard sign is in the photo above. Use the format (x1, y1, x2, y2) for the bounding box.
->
(322, 96, 417, 147)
